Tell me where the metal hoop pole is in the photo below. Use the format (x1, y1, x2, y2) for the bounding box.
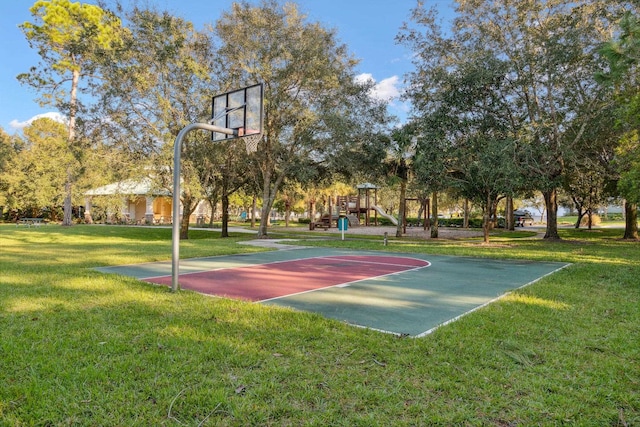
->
(172, 123, 236, 292)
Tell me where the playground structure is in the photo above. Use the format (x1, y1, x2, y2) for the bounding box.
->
(311, 183, 430, 231)
(310, 183, 408, 230)
(311, 183, 380, 229)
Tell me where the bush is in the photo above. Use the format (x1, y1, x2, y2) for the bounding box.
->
(580, 214, 601, 227)
(602, 213, 623, 221)
(437, 218, 483, 228)
(378, 217, 396, 226)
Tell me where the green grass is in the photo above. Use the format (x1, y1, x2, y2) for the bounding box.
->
(1, 225, 638, 426)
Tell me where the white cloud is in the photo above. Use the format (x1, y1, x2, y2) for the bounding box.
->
(374, 76, 401, 101)
(355, 73, 412, 123)
(9, 112, 67, 130)
(354, 72, 374, 84)
(355, 73, 401, 102)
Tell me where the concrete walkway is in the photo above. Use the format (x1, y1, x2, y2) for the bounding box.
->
(238, 238, 309, 250)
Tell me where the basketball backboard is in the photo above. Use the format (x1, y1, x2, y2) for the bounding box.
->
(211, 83, 264, 142)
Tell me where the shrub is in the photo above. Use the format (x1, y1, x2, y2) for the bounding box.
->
(580, 214, 601, 227)
(438, 218, 483, 228)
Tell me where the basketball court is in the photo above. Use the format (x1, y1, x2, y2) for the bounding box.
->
(93, 86, 569, 335)
(95, 247, 569, 337)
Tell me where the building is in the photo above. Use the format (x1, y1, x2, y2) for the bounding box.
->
(84, 177, 211, 225)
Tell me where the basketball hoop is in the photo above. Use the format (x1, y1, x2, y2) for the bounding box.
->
(236, 127, 262, 153)
(242, 132, 262, 154)
(211, 83, 264, 155)
(172, 83, 264, 291)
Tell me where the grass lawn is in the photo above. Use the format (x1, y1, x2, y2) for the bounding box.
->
(1, 224, 638, 426)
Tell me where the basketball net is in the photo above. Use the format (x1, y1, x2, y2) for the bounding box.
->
(236, 127, 262, 154)
(243, 133, 261, 154)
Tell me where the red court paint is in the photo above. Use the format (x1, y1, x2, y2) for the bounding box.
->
(145, 255, 430, 301)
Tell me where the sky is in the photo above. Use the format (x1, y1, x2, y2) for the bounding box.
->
(0, 0, 456, 134)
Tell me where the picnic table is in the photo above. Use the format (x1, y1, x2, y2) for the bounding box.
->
(16, 218, 45, 228)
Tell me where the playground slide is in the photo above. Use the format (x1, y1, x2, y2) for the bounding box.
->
(372, 205, 398, 226)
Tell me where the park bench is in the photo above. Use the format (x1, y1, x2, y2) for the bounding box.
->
(310, 217, 331, 230)
(16, 218, 45, 228)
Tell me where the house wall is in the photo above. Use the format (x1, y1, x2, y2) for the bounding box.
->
(153, 197, 172, 224)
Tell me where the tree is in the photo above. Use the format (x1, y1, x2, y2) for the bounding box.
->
(1, 118, 71, 219)
(401, 18, 522, 241)
(214, 0, 389, 238)
(401, 0, 629, 240)
(190, 139, 252, 236)
(615, 132, 640, 239)
(386, 125, 416, 237)
(19, 0, 124, 226)
(598, 11, 640, 239)
(98, 6, 217, 239)
(0, 128, 20, 218)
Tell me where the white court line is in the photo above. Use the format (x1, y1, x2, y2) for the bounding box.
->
(258, 259, 431, 303)
(141, 254, 430, 281)
(320, 255, 431, 268)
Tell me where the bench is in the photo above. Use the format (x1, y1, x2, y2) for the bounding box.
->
(310, 219, 331, 230)
(17, 218, 45, 228)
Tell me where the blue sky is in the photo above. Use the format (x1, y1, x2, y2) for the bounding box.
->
(0, 0, 455, 133)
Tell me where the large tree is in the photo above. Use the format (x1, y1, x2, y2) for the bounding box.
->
(189, 138, 252, 237)
(401, 0, 629, 240)
(598, 11, 640, 239)
(1, 118, 71, 219)
(97, 6, 217, 239)
(214, 0, 389, 238)
(0, 128, 15, 217)
(19, 0, 123, 226)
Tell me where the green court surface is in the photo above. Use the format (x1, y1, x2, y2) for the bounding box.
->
(96, 247, 569, 337)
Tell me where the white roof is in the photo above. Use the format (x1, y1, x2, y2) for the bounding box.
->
(85, 177, 170, 196)
(356, 182, 378, 189)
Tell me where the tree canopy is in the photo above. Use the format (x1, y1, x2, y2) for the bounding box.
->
(10, 0, 637, 239)
(598, 11, 640, 239)
(215, 0, 391, 237)
(400, 0, 636, 240)
(19, 0, 124, 225)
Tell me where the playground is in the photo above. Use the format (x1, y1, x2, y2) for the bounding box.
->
(310, 183, 430, 232)
(96, 246, 568, 337)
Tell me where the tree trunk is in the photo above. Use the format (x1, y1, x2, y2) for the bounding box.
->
(623, 201, 639, 240)
(221, 193, 229, 238)
(575, 210, 584, 229)
(309, 200, 316, 222)
(258, 200, 271, 238)
(258, 176, 275, 238)
(504, 196, 516, 231)
(396, 179, 407, 238)
(463, 198, 469, 229)
(543, 188, 561, 240)
(430, 191, 439, 238)
(179, 192, 198, 240)
(258, 168, 285, 238)
(63, 178, 73, 226)
(62, 68, 80, 226)
(251, 195, 257, 228)
(285, 200, 291, 227)
(208, 196, 219, 227)
(180, 205, 189, 240)
(483, 194, 491, 244)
